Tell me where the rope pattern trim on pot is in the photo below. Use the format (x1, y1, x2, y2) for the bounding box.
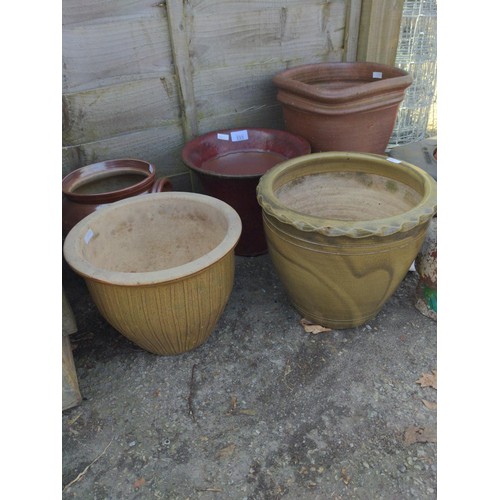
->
(256, 194, 436, 239)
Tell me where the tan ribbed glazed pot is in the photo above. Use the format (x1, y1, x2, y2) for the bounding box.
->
(273, 62, 412, 154)
(256, 152, 437, 329)
(63, 192, 242, 355)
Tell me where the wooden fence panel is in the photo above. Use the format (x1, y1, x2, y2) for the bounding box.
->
(187, 2, 345, 71)
(62, 0, 404, 190)
(62, 0, 164, 25)
(186, 0, 346, 134)
(63, 77, 179, 145)
(357, 0, 404, 65)
(62, 15, 173, 93)
(62, 125, 186, 181)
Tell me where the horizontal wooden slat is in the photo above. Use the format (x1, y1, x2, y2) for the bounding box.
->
(193, 65, 278, 119)
(62, 16, 173, 92)
(62, 0, 165, 26)
(188, 3, 346, 71)
(63, 77, 181, 145)
(197, 103, 284, 136)
(190, 0, 344, 14)
(62, 126, 188, 180)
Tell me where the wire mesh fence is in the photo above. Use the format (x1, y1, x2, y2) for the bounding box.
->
(389, 0, 437, 147)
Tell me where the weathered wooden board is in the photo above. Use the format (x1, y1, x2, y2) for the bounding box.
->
(62, 290, 81, 411)
(63, 77, 180, 145)
(193, 65, 279, 120)
(187, 3, 346, 71)
(186, 0, 346, 141)
(62, 16, 173, 92)
(62, 125, 186, 179)
(197, 103, 284, 136)
(189, 0, 343, 14)
(165, 0, 198, 140)
(62, 0, 164, 25)
(357, 0, 404, 65)
(343, 0, 362, 61)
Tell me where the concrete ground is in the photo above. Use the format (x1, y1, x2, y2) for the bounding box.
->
(62, 253, 437, 499)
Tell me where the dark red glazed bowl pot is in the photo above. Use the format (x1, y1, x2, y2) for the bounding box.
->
(182, 128, 311, 256)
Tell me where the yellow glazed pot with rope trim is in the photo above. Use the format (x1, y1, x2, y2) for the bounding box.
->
(63, 192, 242, 355)
(256, 152, 437, 329)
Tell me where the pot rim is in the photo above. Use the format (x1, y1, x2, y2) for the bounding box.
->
(62, 158, 155, 202)
(181, 128, 311, 179)
(256, 152, 437, 238)
(272, 62, 412, 104)
(63, 192, 242, 286)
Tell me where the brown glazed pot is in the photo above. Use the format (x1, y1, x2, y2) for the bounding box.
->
(182, 128, 311, 256)
(62, 159, 172, 235)
(273, 62, 412, 154)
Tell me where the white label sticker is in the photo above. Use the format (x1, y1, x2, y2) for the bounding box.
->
(84, 229, 94, 244)
(373, 71, 383, 79)
(217, 133, 230, 141)
(231, 130, 249, 142)
(387, 157, 401, 163)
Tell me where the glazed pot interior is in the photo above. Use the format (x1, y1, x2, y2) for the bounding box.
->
(257, 153, 437, 238)
(64, 193, 242, 285)
(62, 159, 155, 197)
(81, 199, 228, 273)
(69, 170, 149, 195)
(276, 171, 422, 221)
(182, 128, 311, 178)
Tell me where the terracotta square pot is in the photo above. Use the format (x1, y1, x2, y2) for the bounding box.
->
(273, 62, 412, 154)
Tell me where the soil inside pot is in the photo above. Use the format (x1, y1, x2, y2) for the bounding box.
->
(81, 201, 228, 273)
(71, 172, 148, 195)
(275, 172, 422, 221)
(201, 150, 287, 176)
